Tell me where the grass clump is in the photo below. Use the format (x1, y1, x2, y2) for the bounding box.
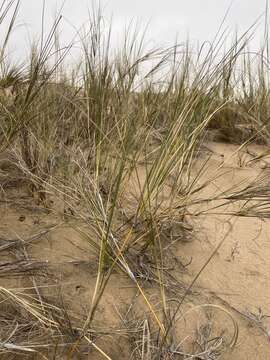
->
(0, 1, 270, 359)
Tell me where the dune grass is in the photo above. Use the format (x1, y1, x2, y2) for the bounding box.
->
(0, 1, 270, 359)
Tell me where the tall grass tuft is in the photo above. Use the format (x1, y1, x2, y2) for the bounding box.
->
(0, 2, 270, 359)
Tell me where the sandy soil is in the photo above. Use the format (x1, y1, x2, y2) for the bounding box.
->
(1, 141, 270, 359)
(178, 141, 270, 359)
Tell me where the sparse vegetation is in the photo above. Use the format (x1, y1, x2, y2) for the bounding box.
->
(1, 1, 270, 359)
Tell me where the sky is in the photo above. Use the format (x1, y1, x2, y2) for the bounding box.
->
(3, 0, 270, 62)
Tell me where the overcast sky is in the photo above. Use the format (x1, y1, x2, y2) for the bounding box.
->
(4, 0, 270, 61)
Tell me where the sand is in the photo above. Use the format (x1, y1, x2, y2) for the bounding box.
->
(1, 141, 270, 359)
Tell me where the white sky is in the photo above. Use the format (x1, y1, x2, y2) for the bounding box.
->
(3, 0, 270, 62)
